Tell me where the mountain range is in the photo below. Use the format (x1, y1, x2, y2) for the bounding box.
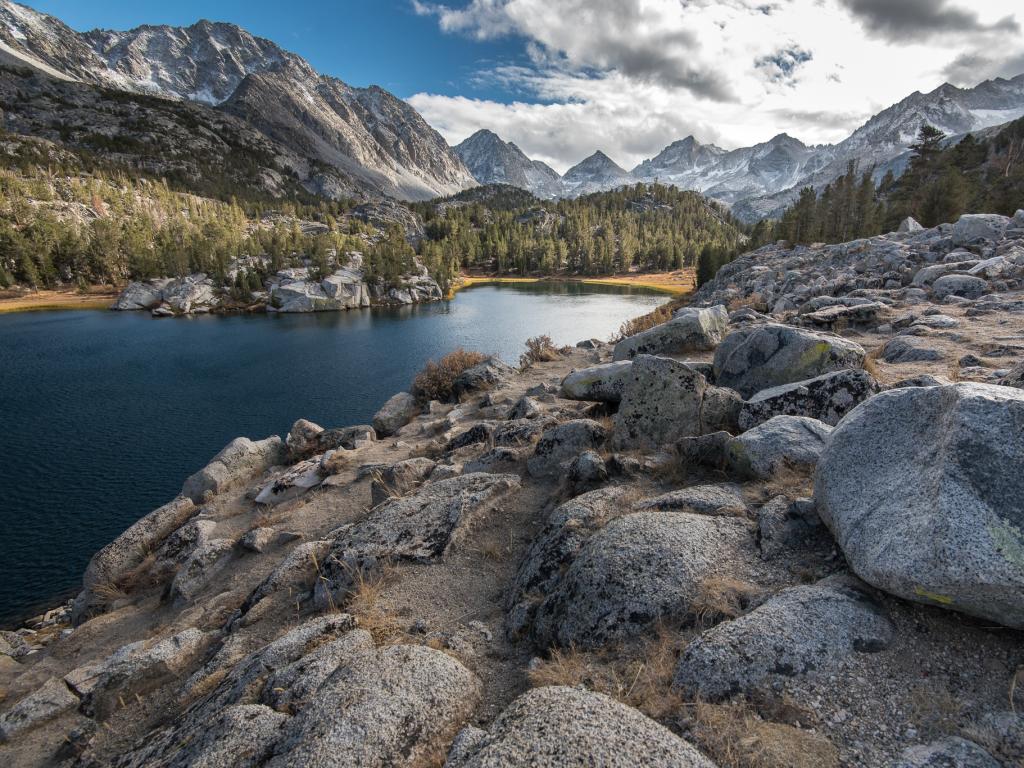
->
(455, 76, 1024, 221)
(0, 0, 1022, 221)
(0, 1, 476, 201)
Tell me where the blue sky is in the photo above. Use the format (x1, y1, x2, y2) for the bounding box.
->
(22, 1, 1024, 172)
(27, 0, 522, 100)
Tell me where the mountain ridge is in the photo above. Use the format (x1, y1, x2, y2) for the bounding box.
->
(0, 0, 476, 201)
(454, 74, 1024, 219)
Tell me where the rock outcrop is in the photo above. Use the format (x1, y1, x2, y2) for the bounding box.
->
(713, 324, 866, 399)
(815, 383, 1024, 628)
(446, 687, 716, 767)
(612, 305, 728, 361)
(673, 577, 893, 700)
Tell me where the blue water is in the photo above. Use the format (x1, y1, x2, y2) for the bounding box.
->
(0, 282, 666, 626)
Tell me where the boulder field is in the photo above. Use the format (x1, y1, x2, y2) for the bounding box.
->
(3, 211, 1024, 767)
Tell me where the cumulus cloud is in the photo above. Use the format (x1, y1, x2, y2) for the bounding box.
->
(839, 0, 1019, 43)
(410, 0, 1024, 172)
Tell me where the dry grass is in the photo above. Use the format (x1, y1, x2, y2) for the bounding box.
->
(519, 335, 567, 369)
(727, 292, 766, 313)
(344, 567, 403, 644)
(527, 626, 687, 722)
(614, 296, 688, 341)
(691, 576, 763, 628)
(691, 700, 840, 768)
(475, 530, 513, 561)
(412, 348, 489, 402)
(181, 668, 228, 706)
(743, 462, 815, 505)
(862, 344, 886, 379)
(908, 683, 964, 740)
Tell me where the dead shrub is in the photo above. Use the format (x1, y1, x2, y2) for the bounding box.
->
(691, 700, 840, 768)
(519, 335, 568, 369)
(412, 348, 488, 402)
(615, 296, 688, 341)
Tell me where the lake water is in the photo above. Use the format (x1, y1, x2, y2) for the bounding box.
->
(0, 282, 666, 626)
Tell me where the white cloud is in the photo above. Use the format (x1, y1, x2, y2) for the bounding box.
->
(410, 0, 1024, 173)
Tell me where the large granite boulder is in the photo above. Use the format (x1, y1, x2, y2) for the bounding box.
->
(726, 415, 832, 479)
(162, 275, 217, 314)
(285, 419, 324, 461)
(111, 279, 171, 310)
(893, 738, 1000, 768)
(112, 617, 481, 768)
(815, 383, 1024, 628)
(713, 324, 865, 398)
(372, 392, 420, 436)
(999, 361, 1024, 389)
(560, 360, 634, 403)
(182, 436, 286, 503)
(611, 355, 707, 450)
(72, 495, 197, 623)
(0, 677, 79, 742)
(317, 473, 519, 607)
(634, 484, 747, 517)
(506, 488, 630, 640)
(897, 216, 923, 233)
(75, 628, 207, 720)
(951, 213, 1010, 246)
(452, 358, 516, 399)
(673, 577, 893, 700)
(266, 644, 480, 767)
(271, 280, 339, 313)
(612, 305, 728, 361)
(881, 336, 943, 364)
(321, 269, 370, 307)
(445, 686, 716, 768)
(932, 274, 989, 300)
(738, 369, 880, 430)
(527, 420, 607, 478)
(528, 510, 754, 648)
(254, 458, 324, 506)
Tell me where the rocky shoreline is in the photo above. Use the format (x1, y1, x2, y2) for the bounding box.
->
(2, 211, 1024, 767)
(111, 254, 444, 317)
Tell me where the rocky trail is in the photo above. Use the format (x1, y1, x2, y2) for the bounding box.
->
(2, 212, 1024, 767)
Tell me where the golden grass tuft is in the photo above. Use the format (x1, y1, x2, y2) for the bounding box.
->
(527, 626, 687, 722)
(691, 576, 762, 628)
(412, 348, 489, 402)
(743, 462, 815, 506)
(344, 567, 403, 645)
(691, 700, 840, 768)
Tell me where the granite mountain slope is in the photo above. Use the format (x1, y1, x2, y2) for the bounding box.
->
(0, 0, 475, 201)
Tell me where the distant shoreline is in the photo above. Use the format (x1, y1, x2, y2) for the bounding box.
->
(0, 274, 692, 315)
(0, 289, 118, 314)
(452, 270, 695, 297)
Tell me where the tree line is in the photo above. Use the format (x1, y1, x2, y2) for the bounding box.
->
(751, 119, 1024, 248)
(411, 183, 745, 282)
(0, 135, 406, 291)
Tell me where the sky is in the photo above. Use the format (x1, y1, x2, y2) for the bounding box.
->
(26, 0, 1024, 173)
